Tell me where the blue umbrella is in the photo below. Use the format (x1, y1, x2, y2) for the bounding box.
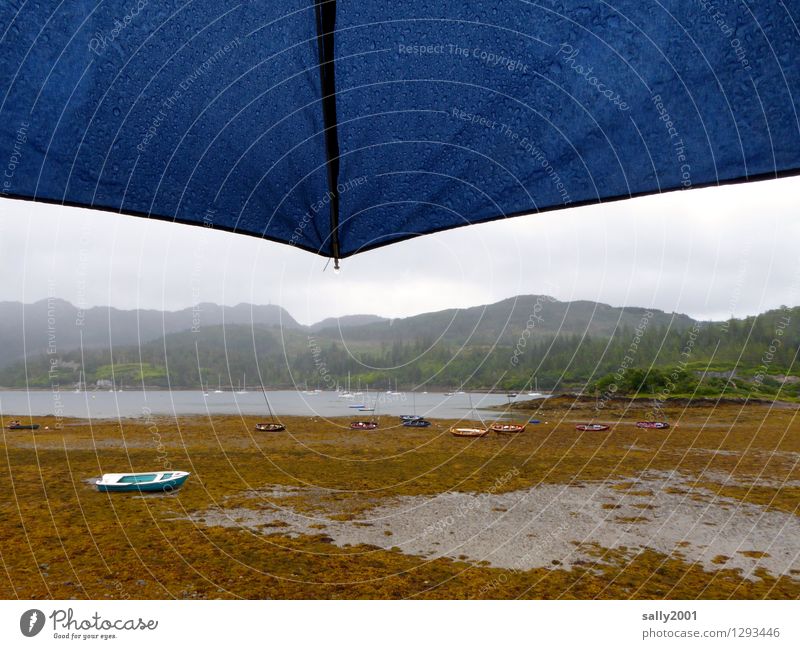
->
(2, 1, 798, 266)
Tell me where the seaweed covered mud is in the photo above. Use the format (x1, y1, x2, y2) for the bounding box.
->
(1, 397, 798, 599)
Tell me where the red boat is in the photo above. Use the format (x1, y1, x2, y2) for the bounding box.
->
(255, 422, 285, 432)
(350, 421, 378, 430)
(575, 424, 610, 431)
(491, 423, 526, 434)
(636, 421, 669, 429)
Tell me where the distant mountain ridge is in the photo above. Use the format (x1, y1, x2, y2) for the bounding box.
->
(309, 314, 388, 331)
(0, 294, 703, 372)
(0, 299, 300, 369)
(1, 297, 797, 394)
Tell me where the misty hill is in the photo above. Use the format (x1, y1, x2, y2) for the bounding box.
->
(0, 299, 301, 369)
(310, 295, 695, 347)
(0, 295, 692, 371)
(309, 314, 388, 332)
(2, 294, 797, 398)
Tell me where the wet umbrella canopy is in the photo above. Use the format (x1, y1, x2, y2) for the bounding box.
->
(1, 1, 798, 264)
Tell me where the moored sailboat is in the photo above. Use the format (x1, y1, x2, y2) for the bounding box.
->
(449, 393, 489, 438)
(255, 379, 285, 432)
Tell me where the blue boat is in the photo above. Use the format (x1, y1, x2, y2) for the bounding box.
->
(403, 419, 431, 428)
(529, 419, 541, 424)
(96, 471, 190, 493)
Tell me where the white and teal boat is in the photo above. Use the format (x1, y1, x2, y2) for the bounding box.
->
(96, 471, 190, 493)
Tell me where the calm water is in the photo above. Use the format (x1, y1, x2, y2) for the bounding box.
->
(0, 390, 547, 420)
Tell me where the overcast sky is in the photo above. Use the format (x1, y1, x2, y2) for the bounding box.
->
(1, 176, 798, 326)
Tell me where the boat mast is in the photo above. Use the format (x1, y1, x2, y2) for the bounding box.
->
(259, 379, 276, 423)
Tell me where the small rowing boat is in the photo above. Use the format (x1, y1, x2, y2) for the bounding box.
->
(636, 421, 670, 429)
(449, 427, 489, 438)
(403, 419, 431, 428)
(576, 424, 610, 432)
(96, 471, 190, 493)
(491, 423, 526, 434)
(6, 421, 40, 430)
(255, 422, 285, 432)
(350, 420, 378, 430)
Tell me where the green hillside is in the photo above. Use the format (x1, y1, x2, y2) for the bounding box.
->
(2, 302, 797, 400)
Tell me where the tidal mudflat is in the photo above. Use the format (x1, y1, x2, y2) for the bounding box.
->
(1, 396, 798, 598)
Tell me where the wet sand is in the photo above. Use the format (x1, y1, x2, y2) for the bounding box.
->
(192, 471, 800, 579)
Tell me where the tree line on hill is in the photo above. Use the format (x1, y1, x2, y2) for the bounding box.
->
(1, 305, 796, 400)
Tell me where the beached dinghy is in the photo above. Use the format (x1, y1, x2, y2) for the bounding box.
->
(96, 471, 190, 493)
(491, 423, 526, 434)
(636, 421, 670, 429)
(350, 420, 378, 430)
(255, 422, 285, 432)
(490, 393, 526, 434)
(449, 426, 489, 438)
(575, 424, 610, 431)
(403, 419, 431, 427)
(6, 421, 40, 430)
